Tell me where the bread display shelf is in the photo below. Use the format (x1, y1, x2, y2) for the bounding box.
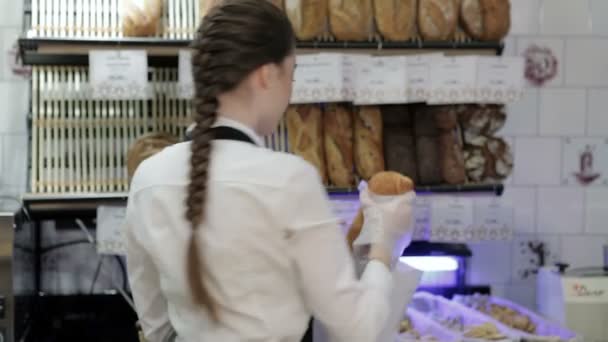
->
(19, 37, 504, 67)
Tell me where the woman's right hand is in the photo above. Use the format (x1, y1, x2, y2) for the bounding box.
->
(354, 182, 416, 267)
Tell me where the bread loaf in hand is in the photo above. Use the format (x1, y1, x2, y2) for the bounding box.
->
(354, 106, 385, 180)
(324, 104, 355, 187)
(286, 105, 328, 184)
(346, 171, 415, 248)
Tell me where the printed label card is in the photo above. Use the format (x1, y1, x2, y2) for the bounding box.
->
(354, 56, 407, 105)
(474, 198, 514, 241)
(430, 196, 474, 242)
(476, 56, 525, 104)
(96, 205, 127, 255)
(428, 56, 477, 104)
(89, 50, 149, 100)
(406, 53, 442, 103)
(291, 53, 344, 104)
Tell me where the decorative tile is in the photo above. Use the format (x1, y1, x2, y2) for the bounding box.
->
(562, 138, 608, 187)
(537, 187, 585, 234)
(540, 0, 592, 35)
(502, 89, 539, 136)
(517, 38, 564, 88)
(511, 234, 561, 283)
(565, 39, 608, 87)
(585, 189, 608, 234)
(539, 89, 586, 136)
(513, 137, 561, 186)
(588, 89, 608, 136)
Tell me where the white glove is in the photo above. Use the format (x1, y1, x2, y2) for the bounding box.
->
(353, 181, 415, 266)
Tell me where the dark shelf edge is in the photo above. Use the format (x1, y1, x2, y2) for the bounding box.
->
(329, 183, 504, 196)
(402, 241, 472, 257)
(19, 37, 504, 66)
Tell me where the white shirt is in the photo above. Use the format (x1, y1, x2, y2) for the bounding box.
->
(126, 118, 394, 342)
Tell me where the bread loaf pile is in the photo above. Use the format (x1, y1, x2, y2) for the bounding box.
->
(286, 103, 512, 188)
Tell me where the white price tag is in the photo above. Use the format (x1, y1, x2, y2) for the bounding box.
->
(476, 56, 525, 104)
(474, 199, 514, 241)
(413, 197, 432, 241)
(354, 56, 407, 105)
(429, 56, 477, 104)
(430, 197, 474, 242)
(341, 54, 365, 101)
(406, 53, 442, 103)
(178, 49, 194, 99)
(96, 205, 127, 255)
(291, 54, 344, 104)
(89, 50, 149, 100)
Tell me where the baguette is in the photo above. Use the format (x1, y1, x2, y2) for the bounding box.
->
(286, 105, 328, 183)
(285, 0, 327, 40)
(354, 106, 385, 180)
(374, 0, 417, 41)
(329, 0, 374, 41)
(324, 104, 355, 187)
(418, 0, 458, 40)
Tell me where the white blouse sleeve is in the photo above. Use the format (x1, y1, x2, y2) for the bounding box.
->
(282, 161, 393, 342)
(126, 199, 175, 342)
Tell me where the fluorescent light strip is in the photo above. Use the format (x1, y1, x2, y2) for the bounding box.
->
(399, 256, 459, 272)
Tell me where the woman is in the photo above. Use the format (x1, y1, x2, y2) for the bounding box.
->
(126, 1, 415, 341)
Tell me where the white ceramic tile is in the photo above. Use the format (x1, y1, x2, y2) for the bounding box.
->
(590, 0, 608, 35)
(540, 0, 591, 35)
(586, 189, 608, 234)
(511, 233, 561, 283)
(560, 236, 608, 269)
(510, 0, 541, 35)
(513, 138, 562, 186)
(0, 81, 29, 134)
(1, 28, 23, 81)
(588, 89, 608, 136)
(506, 284, 537, 311)
(537, 187, 585, 234)
(502, 37, 517, 57)
(467, 242, 512, 285)
(2, 134, 28, 191)
(0, 0, 23, 28)
(539, 89, 586, 136)
(566, 39, 608, 87)
(561, 138, 608, 187)
(517, 38, 564, 87)
(502, 89, 539, 136)
(501, 187, 537, 234)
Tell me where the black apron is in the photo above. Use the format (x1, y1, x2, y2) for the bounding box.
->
(191, 126, 315, 342)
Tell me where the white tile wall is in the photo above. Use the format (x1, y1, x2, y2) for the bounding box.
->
(590, 0, 608, 35)
(513, 138, 562, 185)
(537, 187, 585, 234)
(2, 133, 28, 191)
(585, 189, 608, 234)
(510, 0, 541, 35)
(539, 89, 586, 136)
(467, 242, 512, 285)
(559, 235, 608, 269)
(540, 0, 592, 35)
(501, 187, 537, 234)
(506, 284, 537, 309)
(0, 0, 22, 28)
(502, 89, 539, 136)
(0, 80, 29, 134)
(565, 39, 608, 87)
(587, 89, 608, 136)
(517, 38, 565, 87)
(1, 28, 23, 81)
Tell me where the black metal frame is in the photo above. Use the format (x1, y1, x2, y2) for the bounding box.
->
(18, 37, 504, 67)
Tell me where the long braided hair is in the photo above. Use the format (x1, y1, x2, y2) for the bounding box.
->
(186, 0, 295, 320)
